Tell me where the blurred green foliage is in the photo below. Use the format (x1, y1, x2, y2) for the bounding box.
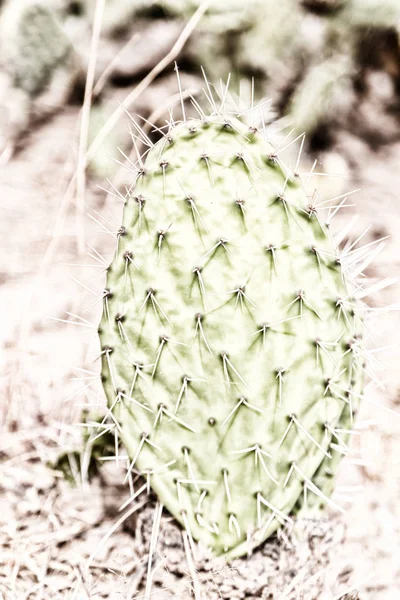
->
(0, 0, 74, 97)
(81, 0, 400, 135)
(1, 0, 400, 160)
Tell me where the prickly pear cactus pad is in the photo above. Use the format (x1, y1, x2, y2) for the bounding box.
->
(99, 114, 364, 559)
(0, 0, 73, 97)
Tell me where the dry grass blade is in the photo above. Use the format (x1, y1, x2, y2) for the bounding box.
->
(85, 500, 148, 570)
(93, 33, 141, 98)
(76, 0, 106, 256)
(182, 530, 202, 600)
(85, 0, 212, 165)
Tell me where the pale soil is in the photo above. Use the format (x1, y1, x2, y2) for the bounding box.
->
(1, 72, 400, 598)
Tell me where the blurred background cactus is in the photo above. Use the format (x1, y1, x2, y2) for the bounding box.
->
(2, 0, 400, 163)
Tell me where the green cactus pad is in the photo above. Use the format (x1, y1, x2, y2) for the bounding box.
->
(99, 115, 363, 559)
(0, 0, 73, 97)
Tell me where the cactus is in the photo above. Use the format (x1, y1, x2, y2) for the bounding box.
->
(0, 0, 79, 159)
(0, 0, 73, 97)
(99, 108, 364, 559)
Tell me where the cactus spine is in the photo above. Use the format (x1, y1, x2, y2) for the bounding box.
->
(99, 110, 364, 559)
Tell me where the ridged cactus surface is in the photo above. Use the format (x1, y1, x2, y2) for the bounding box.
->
(99, 115, 363, 558)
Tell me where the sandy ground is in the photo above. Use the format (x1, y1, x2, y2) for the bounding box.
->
(1, 72, 400, 599)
